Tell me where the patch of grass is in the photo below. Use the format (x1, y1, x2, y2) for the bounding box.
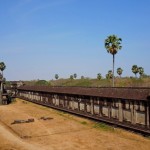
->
(57, 111, 67, 116)
(74, 79, 92, 87)
(80, 121, 88, 125)
(93, 122, 114, 131)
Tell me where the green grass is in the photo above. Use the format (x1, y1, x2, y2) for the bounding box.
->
(80, 121, 88, 125)
(53, 110, 114, 131)
(93, 122, 114, 131)
(23, 77, 150, 87)
(57, 111, 67, 116)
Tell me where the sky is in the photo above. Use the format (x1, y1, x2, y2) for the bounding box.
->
(0, 0, 150, 81)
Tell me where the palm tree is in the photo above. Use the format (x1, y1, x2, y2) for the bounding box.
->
(97, 73, 102, 80)
(0, 62, 6, 76)
(106, 74, 109, 79)
(73, 73, 77, 79)
(138, 67, 144, 78)
(108, 70, 113, 79)
(117, 67, 123, 78)
(105, 35, 122, 87)
(106, 70, 113, 79)
(70, 75, 74, 80)
(132, 65, 139, 78)
(55, 74, 59, 80)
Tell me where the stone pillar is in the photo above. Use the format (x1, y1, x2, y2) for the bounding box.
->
(32, 92, 33, 100)
(108, 99, 111, 118)
(26, 93, 28, 98)
(54, 95, 56, 105)
(84, 99, 87, 113)
(1, 81, 3, 94)
(0, 80, 3, 105)
(72, 98, 74, 110)
(28, 92, 30, 99)
(67, 99, 70, 109)
(0, 91, 2, 105)
(131, 101, 136, 124)
(33, 92, 34, 100)
(90, 97, 94, 115)
(99, 100, 102, 117)
(57, 95, 60, 106)
(40, 94, 42, 102)
(78, 100, 80, 111)
(118, 99, 123, 122)
(147, 102, 150, 128)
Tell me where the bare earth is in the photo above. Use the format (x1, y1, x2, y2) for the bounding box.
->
(0, 99, 150, 150)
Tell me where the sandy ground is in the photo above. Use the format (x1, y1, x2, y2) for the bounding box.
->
(0, 99, 150, 150)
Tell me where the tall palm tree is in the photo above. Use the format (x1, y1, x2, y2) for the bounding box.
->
(117, 67, 123, 78)
(73, 73, 77, 79)
(97, 73, 102, 80)
(132, 65, 139, 78)
(0, 62, 6, 76)
(55, 74, 59, 80)
(138, 67, 144, 78)
(105, 35, 122, 87)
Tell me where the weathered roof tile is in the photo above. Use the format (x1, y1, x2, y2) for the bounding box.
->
(18, 86, 150, 101)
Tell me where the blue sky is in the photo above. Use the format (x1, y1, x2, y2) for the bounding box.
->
(0, 0, 150, 80)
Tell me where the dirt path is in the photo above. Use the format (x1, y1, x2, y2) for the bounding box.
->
(0, 99, 150, 150)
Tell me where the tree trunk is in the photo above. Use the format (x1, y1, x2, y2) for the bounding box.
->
(113, 54, 115, 87)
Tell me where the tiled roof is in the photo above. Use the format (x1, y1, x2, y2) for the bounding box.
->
(18, 86, 150, 101)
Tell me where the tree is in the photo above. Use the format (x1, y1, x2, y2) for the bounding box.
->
(117, 67, 123, 78)
(106, 74, 109, 79)
(132, 65, 139, 77)
(35, 80, 49, 86)
(0, 62, 6, 76)
(73, 73, 77, 79)
(106, 70, 113, 79)
(97, 73, 102, 80)
(55, 74, 59, 80)
(81, 76, 84, 79)
(70, 75, 74, 80)
(108, 70, 113, 79)
(138, 67, 144, 78)
(105, 35, 122, 87)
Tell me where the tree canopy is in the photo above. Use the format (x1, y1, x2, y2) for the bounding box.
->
(138, 67, 144, 77)
(97, 73, 102, 80)
(55, 74, 59, 80)
(117, 67, 123, 77)
(0, 62, 6, 76)
(132, 65, 139, 77)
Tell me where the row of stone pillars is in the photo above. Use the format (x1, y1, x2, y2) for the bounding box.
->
(18, 90, 150, 129)
(0, 73, 4, 105)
